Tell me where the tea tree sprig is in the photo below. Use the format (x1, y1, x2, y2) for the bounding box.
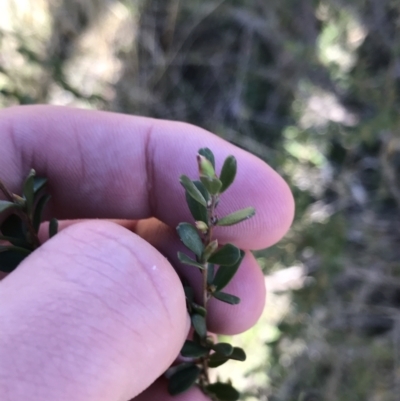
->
(168, 148, 255, 401)
(0, 170, 58, 273)
(0, 152, 255, 401)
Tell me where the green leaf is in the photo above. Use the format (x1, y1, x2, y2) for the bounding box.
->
(33, 176, 48, 195)
(219, 156, 237, 193)
(195, 220, 208, 232)
(197, 154, 216, 178)
(206, 347, 246, 366)
(191, 313, 207, 338)
(207, 263, 215, 285)
(168, 364, 201, 395)
(176, 223, 204, 258)
(213, 291, 241, 305)
(206, 382, 240, 401)
(49, 218, 58, 238)
(0, 235, 27, 247)
(217, 207, 255, 226)
(212, 343, 233, 356)
(202, 239, 218, 262)
(0, 245, 31, 255)
(184, 285, 194, 302)
(208, 353, 229, 368)
(208, 244, 240, 266)
(230, 347, 246, 361)
(193, 180, 210, 202)
(191, 302, 207, 317)
(0, 200, 21, 214)
(178, 252, 205, 270)
(1, 214, 28, 247)
(181, 340, 209, 358)
(185, 181, 209, 223)
(200, 176, 222, 195)
(198, 148, 215, 169)
(33, 194, 51, 232)
(23, 169, 36, 214)
(180, 175, 207, 207)
(0, 251, 26, 273)
(0, 246, 31, 273)
(212, 250, 245, 291)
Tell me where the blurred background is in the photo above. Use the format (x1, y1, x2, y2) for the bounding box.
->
(1, 0, 400, 399)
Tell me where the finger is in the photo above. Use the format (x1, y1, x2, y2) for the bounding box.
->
(38, 218, 266, 335)
(0, 221, 188, 401)
(0, 105, 294, 250)
(133, 377, 210, 401)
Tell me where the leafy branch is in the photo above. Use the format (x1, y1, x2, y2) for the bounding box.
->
(0, 150, 255, 401)
(0, 169, 58, 273)
(167, 148, 255, 401)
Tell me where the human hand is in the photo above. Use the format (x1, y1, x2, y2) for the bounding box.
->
(0, 105, 294, 401)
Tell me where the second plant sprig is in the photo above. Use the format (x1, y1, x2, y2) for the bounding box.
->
(167, 148, 255, 401)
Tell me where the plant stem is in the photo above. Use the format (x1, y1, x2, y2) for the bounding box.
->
(198, 193, 219, 391)
(202, 265, 208, 309)
(24, 215, 41, 249)
(203, 194, 218, 307)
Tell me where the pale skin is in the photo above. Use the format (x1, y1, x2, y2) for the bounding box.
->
(0, 105, 295, 401)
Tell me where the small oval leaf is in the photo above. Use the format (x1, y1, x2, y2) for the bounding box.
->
(0, 200, 21, 214)
(33, 194, 51, 232)
(200, 176, 222, 195)
(193, 180, 210, 202)
(1, 214, 28, 246)
(0, 246, 31, 273)
(217, 207, 255, 226)
(176, 223, 204, 258)
(180, 175, 207, 207)
(185, 181, 209, 222)
(212, 342, 233, 356)
(198, 148, 215, 169)
(206, 382, 240, 401)
(219, 156, 237, 193)
(178, 252, 205, 270)
(208, 244, 240, 266)
(191, 302, 207, 317)
(195, 221, 208, 232)
(23, 169, 36, 214)
(0, 235, 27, 247)
(202, 239, 218, 262)
(197, 154, 216, 178)
(181, 340, 209, 358)
(168, 364, 201, 395)
(191, 313, 207, 338)
(33, 176, 48, 196)
(212, 250, 245, 291)
(213, 291, 241, 305)
(230, 347, 246, 361)
(184, 285, 194, 302)
(208, 353, 229, 368)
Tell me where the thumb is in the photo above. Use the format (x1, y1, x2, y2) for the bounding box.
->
(0, 221, 188, 401)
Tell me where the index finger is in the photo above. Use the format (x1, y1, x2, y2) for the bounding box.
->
(0, 105, 294, 249)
